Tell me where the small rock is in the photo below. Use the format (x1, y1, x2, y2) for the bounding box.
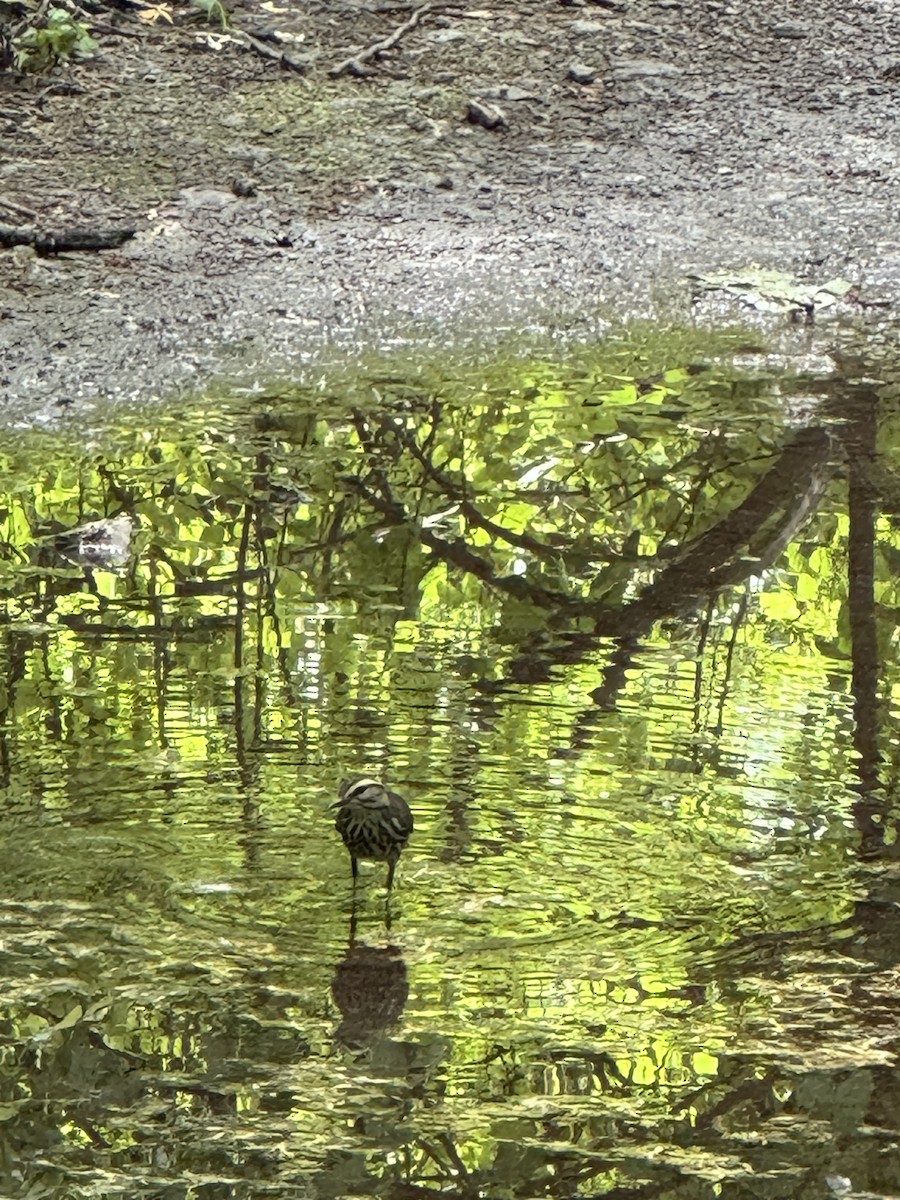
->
(572, 19, 606, 33)
(568, 61, 597, 84)
(178, 186, 236, 208)
(405, 110, 434, 133)
(231, 176, 257, 198)
(434, 175, 454, 190)
(466, 99, 506, 130)
(771, 20, 807, 37)
(825, 1179, 852, 1198)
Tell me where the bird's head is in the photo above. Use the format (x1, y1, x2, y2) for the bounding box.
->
(336, 777, 391, 810)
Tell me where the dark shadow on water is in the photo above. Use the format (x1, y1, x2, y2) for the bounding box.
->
(332, 921, 409, 1050)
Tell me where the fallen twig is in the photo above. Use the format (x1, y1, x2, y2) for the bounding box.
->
(0, 225, 136, 254)
(0, 197, 38, 221)
(231, 28, 308, 74)
(38, 81, 86, 100)
(329, 2, 431, 78)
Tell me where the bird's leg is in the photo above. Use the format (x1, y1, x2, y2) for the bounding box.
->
(351, 856, 359, 884)
(348, 902, 359, 947)
(386, 858, 396, 891)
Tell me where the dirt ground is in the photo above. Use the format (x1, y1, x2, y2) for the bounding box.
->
(2, 0, 899, 419)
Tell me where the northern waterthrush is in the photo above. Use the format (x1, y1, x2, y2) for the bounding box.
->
(334, 777, 414, 889)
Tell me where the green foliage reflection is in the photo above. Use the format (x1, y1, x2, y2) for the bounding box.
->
(0, 335, 887, 1199)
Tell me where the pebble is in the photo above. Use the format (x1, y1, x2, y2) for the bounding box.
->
(466, 99, 507, 130)
(178, 186, 236, 208)
(568, 61, 597, 84)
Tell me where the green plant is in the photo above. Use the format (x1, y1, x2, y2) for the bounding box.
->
(191, 0, 229, 31)
(14, 5, 97, 70)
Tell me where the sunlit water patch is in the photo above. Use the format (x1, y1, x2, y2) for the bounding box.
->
(0, 335, 898, 1199)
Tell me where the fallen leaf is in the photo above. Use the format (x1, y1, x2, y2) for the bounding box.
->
(135, 2, 174, 24)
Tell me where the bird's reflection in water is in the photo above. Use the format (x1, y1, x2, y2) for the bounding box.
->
(332, 911, 409, 1049)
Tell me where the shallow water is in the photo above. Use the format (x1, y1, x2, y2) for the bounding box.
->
(1, 335, 898, 1199)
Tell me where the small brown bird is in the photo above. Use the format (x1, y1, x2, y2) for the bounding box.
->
(334, 777, 414, 889)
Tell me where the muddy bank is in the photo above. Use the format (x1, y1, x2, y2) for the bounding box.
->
(2, 0, 899, 417)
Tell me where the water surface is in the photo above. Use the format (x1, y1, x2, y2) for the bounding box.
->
(1, 335, 897, 1199)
